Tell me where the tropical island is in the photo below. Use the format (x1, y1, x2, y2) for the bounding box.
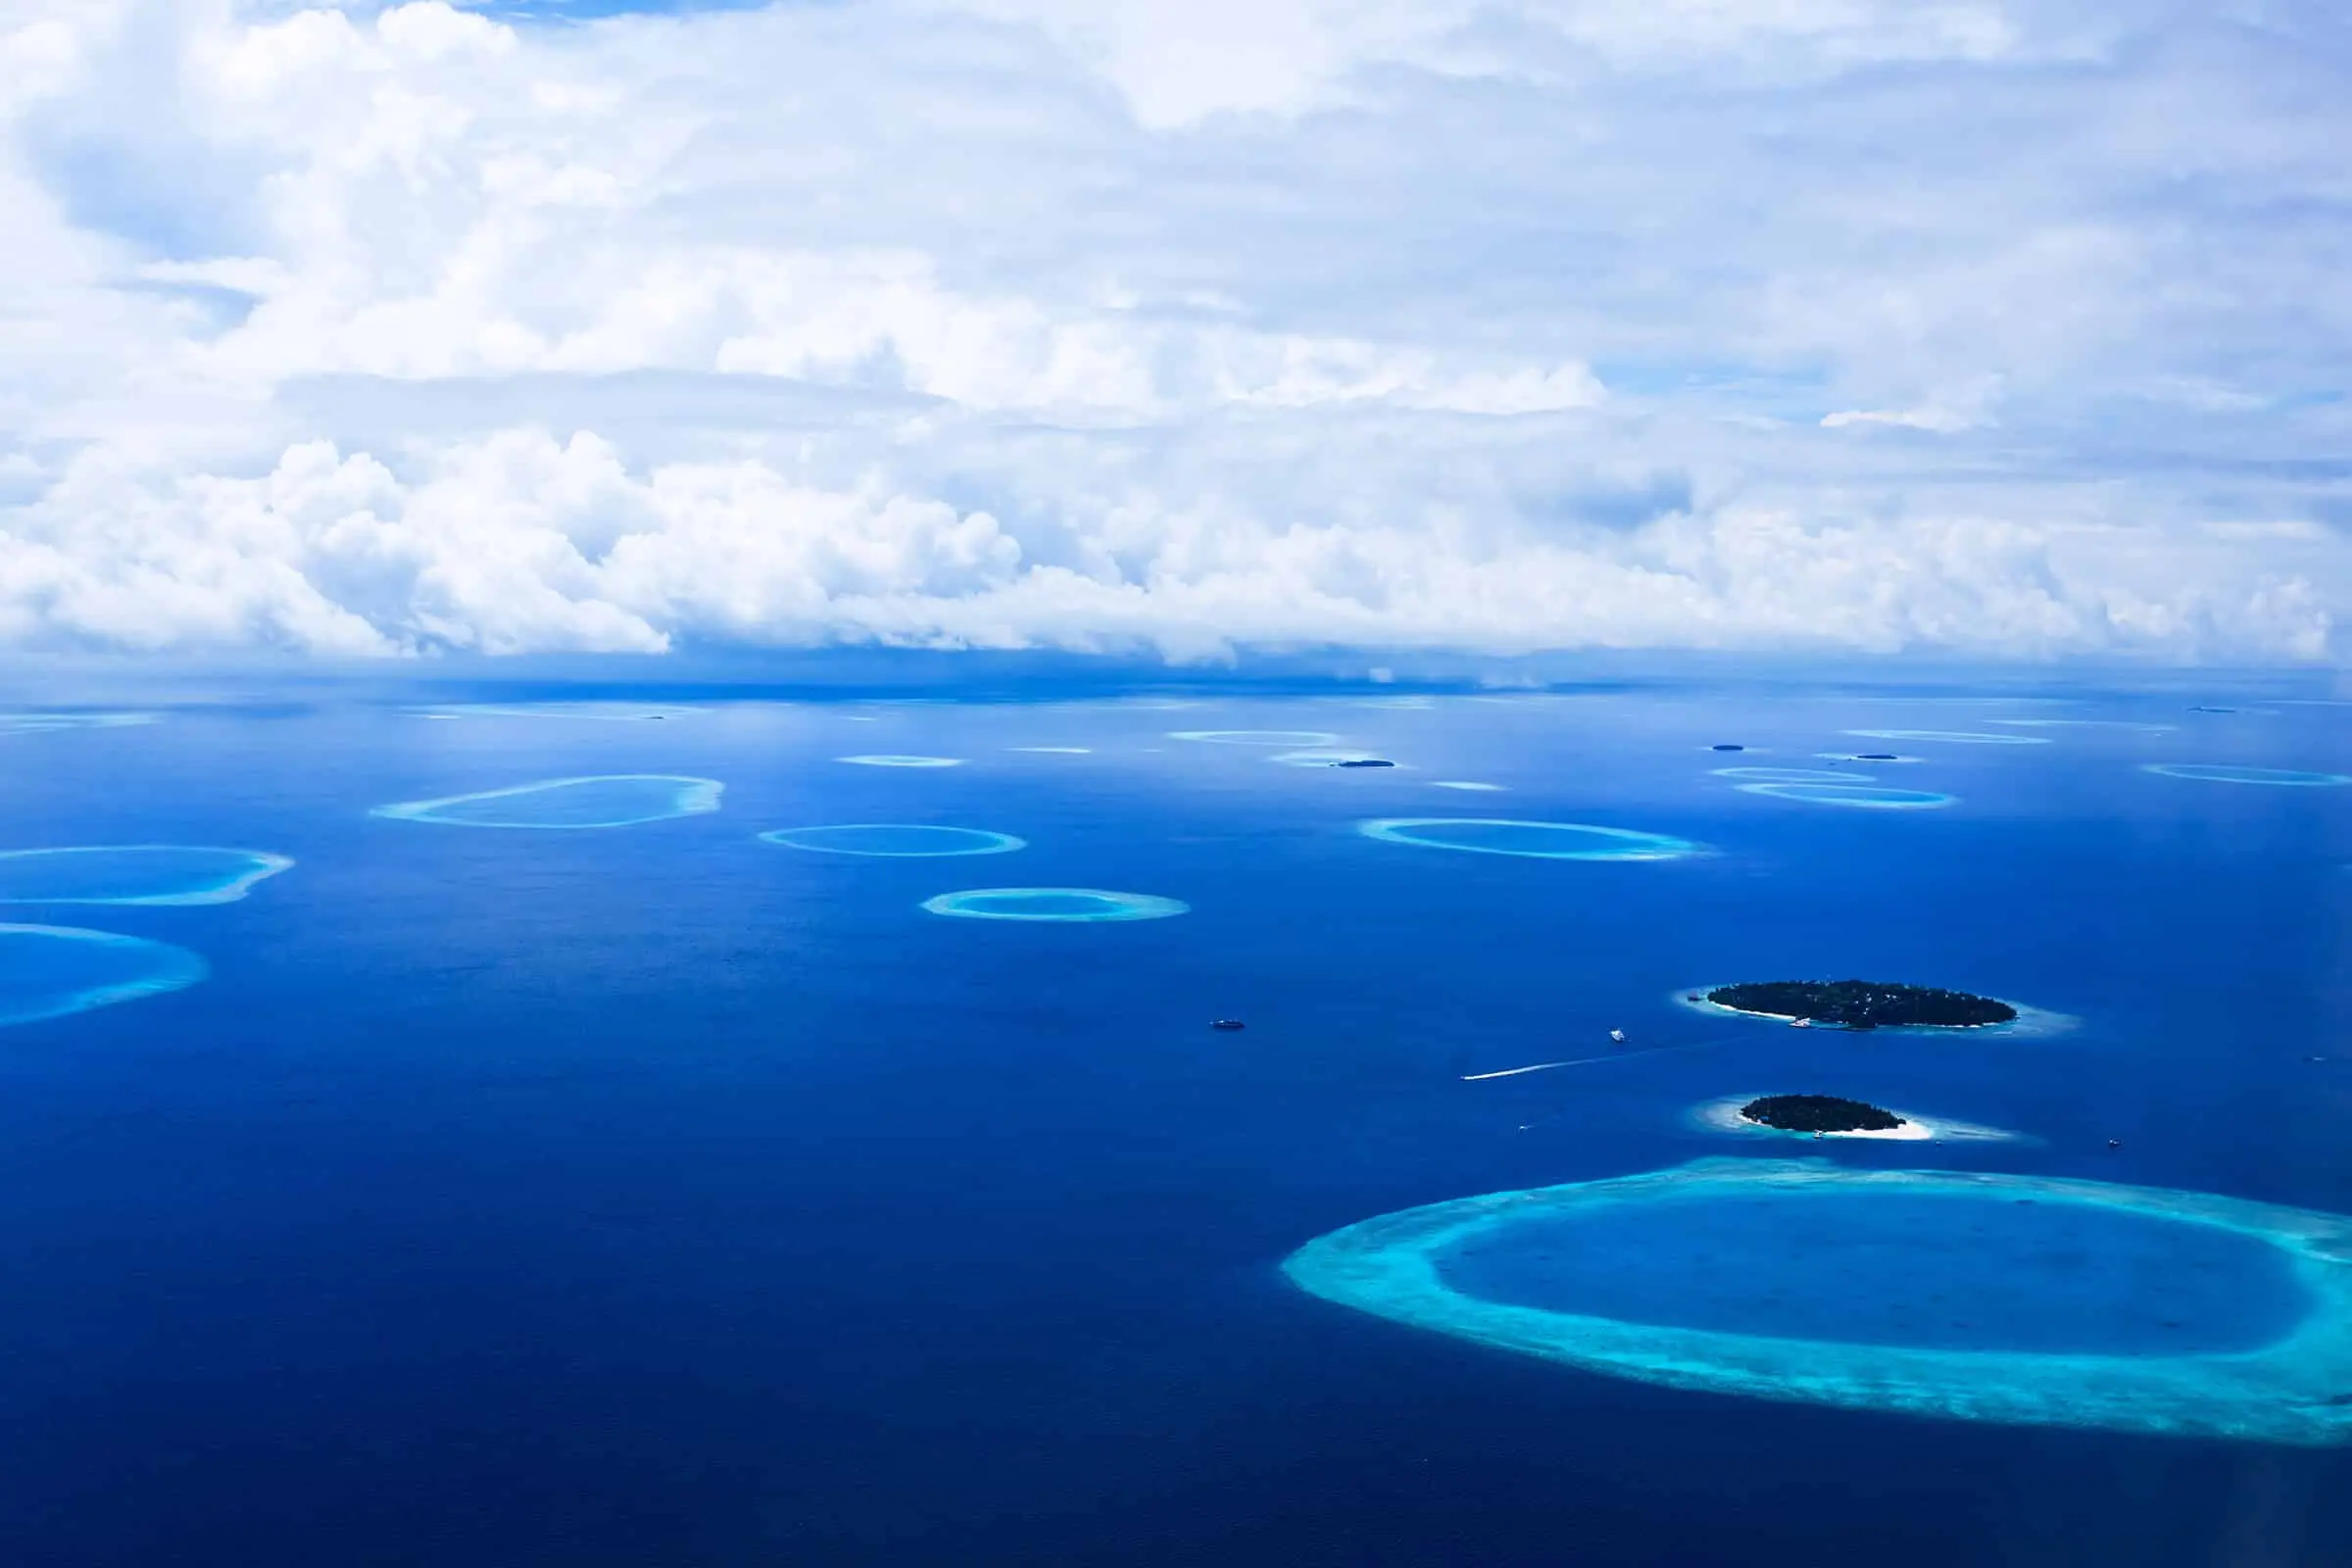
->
(1704, 979, 2016, 1030)
(1740, 1094, 1905, 1133)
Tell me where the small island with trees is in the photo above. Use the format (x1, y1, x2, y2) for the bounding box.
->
(1703, 979, 2016, 1030)
(1740, 1094, 1906, 1134)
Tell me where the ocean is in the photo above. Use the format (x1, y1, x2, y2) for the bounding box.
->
(1, 679, 2347, 1565)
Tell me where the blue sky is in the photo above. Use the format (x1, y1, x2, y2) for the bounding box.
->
(1, 0, 2347, 662)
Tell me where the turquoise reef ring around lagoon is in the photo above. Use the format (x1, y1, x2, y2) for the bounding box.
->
(1356, 818, 1700, 861)
(0, 846, 293, 906)
(372, 775, 723, 829)
(1736, 782, 1954, 809)
(0, 710, 158, 735)
(1169, 729, 1343, 747)
(2145, 763, 2352, 787)
(1713, 766, 1873, 784)
(920, 888, 1190, 922)
(1282, 1159, 2352, 1446)
(836, 755, 966, 768)
(759, 825, 1026, 858)
(0, 923, 209, 1027)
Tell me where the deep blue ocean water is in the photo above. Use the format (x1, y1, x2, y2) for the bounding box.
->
(1, 679, 2350, 1565)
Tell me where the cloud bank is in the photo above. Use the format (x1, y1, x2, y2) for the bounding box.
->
(2, 0, 2347, 662)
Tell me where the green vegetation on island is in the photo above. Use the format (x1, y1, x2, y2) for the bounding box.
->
(1706, 979, 2016, 1030)
(1740, 1095, 1906, 1134)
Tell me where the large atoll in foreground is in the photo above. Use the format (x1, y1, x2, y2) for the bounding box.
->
(1357, 818, 1700, 861)
(1284, 1159, 2352, 1445)
(1705, 980, 2017, 1030)
(0, 846, 294, 906)
(759, 824, 1025, 858)
(0, 923, 209, 1027)
(373, 775, 723, 829)
(920, 888, 1189, 922)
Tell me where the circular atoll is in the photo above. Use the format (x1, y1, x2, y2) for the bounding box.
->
(1714, 766, 1871, 783)
(0, 710, 157, 735)
(0, 923, 209, 1027)
(1691, 1095, 2019, 1145)
(1736, 782, 1954, 809)
(1842, 728, 2050, 746)
(1169, 729, 1343, 747)
(758, 824, 1025, 858)
(0, 846, 294, 906)
(1006, 746, 1093, 755)
(2144, 763, 2352, 787)
(373, 775, 723, 829)
(1695, 979, 2017, 1030)
(1283, 1158, 2352, 1445)
(920, 887, 1189, 922)
(1992, 718, 2177, 733)
(837, 755, 965, 768)
(1357, 818, 1701, 861)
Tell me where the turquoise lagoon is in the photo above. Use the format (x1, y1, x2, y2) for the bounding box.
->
(0, 846, 293, 906)
(373, 775, 723, 828)
(1358, 818, 1700, 860)
(760, 825, 1026, 858)
(920, 888, 1189, 922)
(1284, 1160, 2352, 1446)
(0, 923, 209, 1027)
(837, 755, 965, 768)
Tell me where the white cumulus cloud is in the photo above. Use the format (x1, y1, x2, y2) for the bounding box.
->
(0, 0, 2347, 663)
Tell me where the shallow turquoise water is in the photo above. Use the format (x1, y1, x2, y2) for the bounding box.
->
(1737, 782, 1956, 809)
(2145, 763, 2352, 787)
(373, 774, 722, 828)
(1435, 1187, 2313, 1355)
(1357, 817, 1700, 859)
(759, 824, 1026, 858)
(0, 923, 209, 1026)
(920, 887, 1189, 921)
(0, 846, 292, 906)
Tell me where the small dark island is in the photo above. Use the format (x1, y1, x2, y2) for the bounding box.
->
(1707, 979, 2017, 1030)
(1740, 1094, 1906, 1134)
(1334, 759, 1396, 768)
(1854, 753, 1899, 760)
(1711, 744, 1745, 752)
